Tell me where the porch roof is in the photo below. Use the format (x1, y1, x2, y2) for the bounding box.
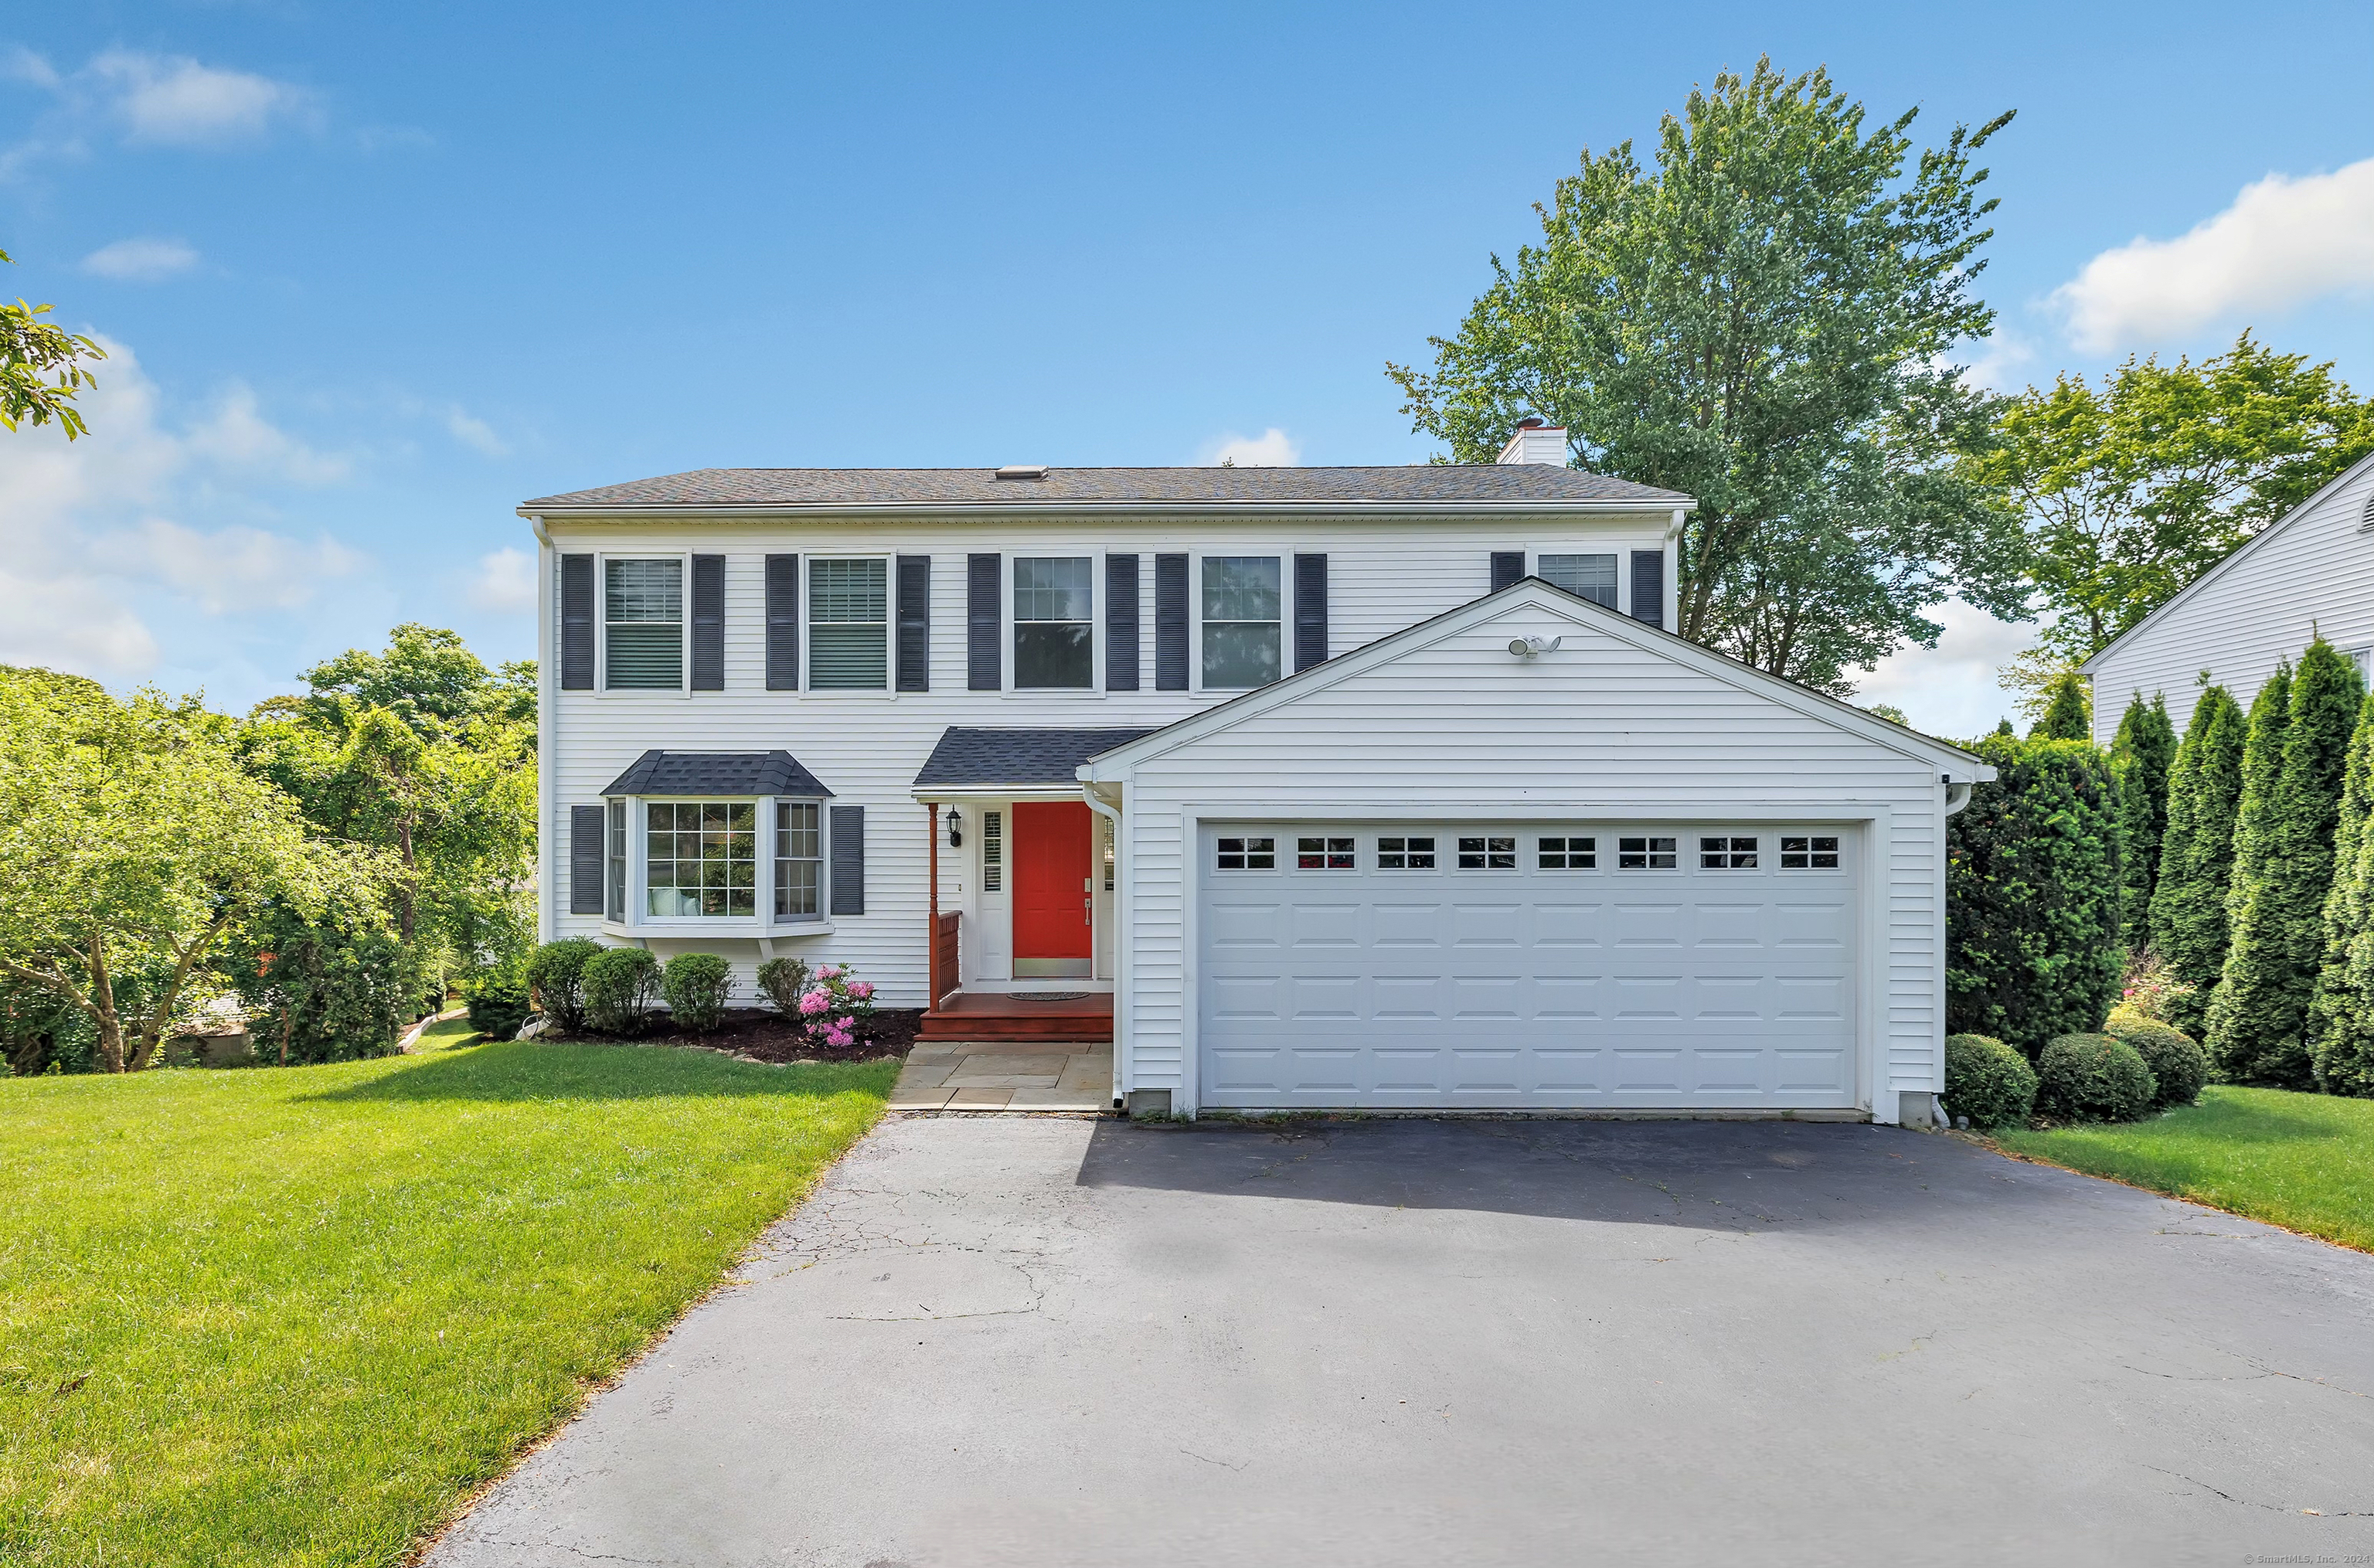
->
(913, 727, 1158, 791)
(603, 749, 832, 797)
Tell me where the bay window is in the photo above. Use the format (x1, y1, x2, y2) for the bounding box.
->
(774, 801, 822, 919)
(645, 801, 757, 917)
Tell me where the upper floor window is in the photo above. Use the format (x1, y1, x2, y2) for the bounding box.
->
(1202, 556, 1281, 689)
(1539, 553, 1618, 609)
(775, 801, 822, 918)
(1015, 556, 1093, 689)
(810, 559, 888, 689)
(647, 801, 757, 917)
(605, 559, 683, 689)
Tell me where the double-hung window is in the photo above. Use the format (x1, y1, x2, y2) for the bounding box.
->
(645, 802, 757, 917)
(605, 558, 684, 689)
(605, 800, 626, 920)
(809, 559, 889, 689)
(1202, 556, 1282, 689)
(774, 802, 822, 918)
(1539, 553, 1618, 609)
(1015, 556, 1093, 689)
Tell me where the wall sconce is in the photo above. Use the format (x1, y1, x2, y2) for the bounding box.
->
(945, 805, 964, 849)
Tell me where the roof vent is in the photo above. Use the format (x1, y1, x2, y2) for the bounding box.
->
(995, 464, 1049, 481)
(2360, 489, 2374, 532)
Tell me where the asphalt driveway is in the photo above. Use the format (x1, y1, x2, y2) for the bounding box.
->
(430, 1115, 2374, 1567)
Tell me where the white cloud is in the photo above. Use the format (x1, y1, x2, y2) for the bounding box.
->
(0, 336, 364, 680)
(2054, 158, 2374, 352)
(81, 236, 199, 281)
(1853, 599, 2038, 741)
(444, 406, 508, 457)
(468, 547, 537, 614)
(1204, 427, 1300, 466)
(2, 46, 62, 90)
(90, 50, 312, 146)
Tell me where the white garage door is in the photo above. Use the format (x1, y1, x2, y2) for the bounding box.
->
(1196, 822, 1859, 1110)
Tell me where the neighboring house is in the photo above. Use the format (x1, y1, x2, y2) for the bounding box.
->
(522, 423, 1990, 1124)
(2083, 451, 2374, 745)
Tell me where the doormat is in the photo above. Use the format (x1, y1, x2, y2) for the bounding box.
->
(1009, 991, 1092, 1002)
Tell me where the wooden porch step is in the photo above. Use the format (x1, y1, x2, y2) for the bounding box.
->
(920, 991, 1114, 1044)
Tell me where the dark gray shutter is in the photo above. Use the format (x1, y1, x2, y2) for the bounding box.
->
(1490, 551, 1525, 592)
(968, 554, 1001, 690)
(1155, 553, 1189, 691)
(1105, 553, 1141, 691)
(1630, 549, 1666, 627)
(829, 805, 866, 916)
(569, 804, 604, 914)
(896, 554, 930, 692)
(560, 554, 595, 690)
(1293, 553, 1328, 672)
(689, 554, 725, 690)
(764, 555, 800, 690)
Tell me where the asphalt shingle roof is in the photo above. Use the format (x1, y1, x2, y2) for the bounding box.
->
(525, 466, 1689, 511)
(602, 750, 833, 798)
(913, 727, 1159, 789)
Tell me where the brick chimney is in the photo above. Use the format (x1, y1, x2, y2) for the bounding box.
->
(1495, 417, 1567, 467)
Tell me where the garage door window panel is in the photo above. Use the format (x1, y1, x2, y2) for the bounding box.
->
(1297, 836, 1354, 869)
(1781, 835, 1840, 869)
(1701, 835, 1759, 869)
(1539, 835, 1597, 869)
(1216, 835, 1276, 871)
(1457, 836, 1515, 870)
(1618, 836, 1677, 869)
(1376, 835, 1435, 870)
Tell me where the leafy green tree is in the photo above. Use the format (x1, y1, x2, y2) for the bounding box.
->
(2031, 671, 2092, 740)
(221, 884, 427, 1065)
(1947, 733, 2124, 1055)
(297, 622, 536, 737)
(1974, 335, 2374, 686)
(1387, 59, 2027, 695)
(2308, 691, 2374, 1094)
(2109, 692, 2178, 951)
(0, 246, 105, 438)
(2208, 641, 2365, 1086)
(2151, 683, 2248, 1036)
(0, 667, 387, 1071)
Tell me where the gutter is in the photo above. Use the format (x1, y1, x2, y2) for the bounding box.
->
(1082, 782, 1127, 1111)
(514, 498, 1697, 522)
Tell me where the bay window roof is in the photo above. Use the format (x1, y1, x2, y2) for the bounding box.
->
(602, 750, 832, 798)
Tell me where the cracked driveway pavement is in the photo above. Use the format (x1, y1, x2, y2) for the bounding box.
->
(430, 1115, 2374, 1567)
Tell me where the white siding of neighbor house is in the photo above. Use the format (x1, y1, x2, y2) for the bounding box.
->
(2085, 455, 2374, 747)
(1097, 589, 1964, 1122)
(537, 512, 1675, 1005)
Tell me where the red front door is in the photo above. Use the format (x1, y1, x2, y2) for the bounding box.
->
(1012, 801, 1093, 962)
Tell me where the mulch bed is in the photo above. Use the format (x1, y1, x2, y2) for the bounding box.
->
(538, 1008, 921, 1066)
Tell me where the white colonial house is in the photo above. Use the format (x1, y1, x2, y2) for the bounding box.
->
(524, 423, 1990, 1124)
(2083, 451, 2374, 743)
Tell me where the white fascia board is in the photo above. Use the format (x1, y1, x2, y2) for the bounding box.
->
(910, 784, 1087, 802)
(2080, 446, 2374, 673)
(515, 498, 1696, 522)
(1078, 578, 1994, 784)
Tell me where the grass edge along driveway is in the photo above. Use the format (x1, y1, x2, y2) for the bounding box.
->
(1990, 1085, 2374, 1253)
(0, 1029, 897, 1567)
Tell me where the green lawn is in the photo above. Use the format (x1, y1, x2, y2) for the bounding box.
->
(0, 1031, 897, 1567)
(1992, 1085, 2374, 1252)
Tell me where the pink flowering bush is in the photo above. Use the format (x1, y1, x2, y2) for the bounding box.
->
(797, 963, 877, 1050)
(2113, 951, 2195, 1025)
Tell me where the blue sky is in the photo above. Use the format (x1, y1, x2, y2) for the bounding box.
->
(5, 1, 2372, 733)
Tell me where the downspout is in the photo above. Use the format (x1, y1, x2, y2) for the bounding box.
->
(1083, 781, 1126, 1111)
(531, 514, 556, 944)
(1664, 508, 1686, 634)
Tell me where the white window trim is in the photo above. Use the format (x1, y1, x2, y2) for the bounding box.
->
(604, 793, 834, 934)
(1190, 549, 1287, 695)
(596, 550, 692, 698)
(771, 798, 828, 924)
(1005, 550, 1103, 696)
(803, 551, 896, 698)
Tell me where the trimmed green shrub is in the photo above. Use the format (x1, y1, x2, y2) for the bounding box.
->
(1947, 733, 2125, 1054)
(2031, 671, 2092, 741)
(2151, 685, 2248, 1038)
(754, 956, 811, 1015)
(2210, 640, 2366, 1087)
(464, 968, 532, 1042)
(2036, 1032, 2157, 1123)
(1943, 1033, 2037, 1129)
(661, 953, 733, 1033)
(225, 889, 427, 1066)
(583, 947, 661, 1036)
(2103, 1016, 2207, 1109)
(525, 937, 603, 1032)
(2110, 692, 2177, 952)
(2311, 690, 2374, 1095)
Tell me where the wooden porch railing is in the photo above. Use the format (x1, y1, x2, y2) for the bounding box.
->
(930, 911, 960, 1010)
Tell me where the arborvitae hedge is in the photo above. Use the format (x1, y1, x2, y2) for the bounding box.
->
(2032, 672, 2092, 741)
(2311, 692, 2374, 1094)
(2151, 685, 2247, 1038)
(2110, 692, 2177, 954)
(2208, 641, 2365, 1087)
(1946, 734, 2124, 1055)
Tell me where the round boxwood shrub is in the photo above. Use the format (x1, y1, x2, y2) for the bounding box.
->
(2103, 1015, 2208, 1110)
(1944, 1033, 2038, 1128)
(525, 937, 604, 1032)
(2036, 1032, 2158, 1123)
(464, 968, 532, 1042)
(582, 947, 662, 1036)
(662, 953, 733, 1033)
